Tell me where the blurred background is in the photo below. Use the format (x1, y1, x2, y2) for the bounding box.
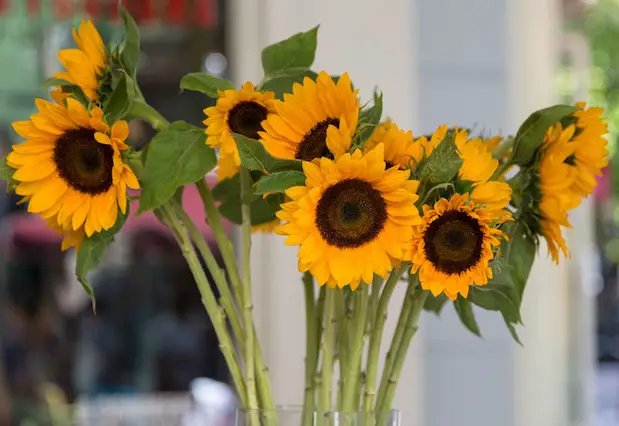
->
(0, 0, 618, 425)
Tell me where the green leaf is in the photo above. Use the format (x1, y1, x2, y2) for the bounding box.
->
(454, 297, 481, 337)
(104, 72, 135, 123)
(119, 4, 141, 77)
(511, 105, 578, 166)
(139, 121, 217, 212)
(180, 73, 236, 98)
(423, 293, 448, 315)
(212, 174, 241, 201)
(38, 77, 73, 91)
(418, 134, 462, 185)
(218, 194, 280, 225)
(502, 313, 523, 346)
(468, 285, 521, 325)
(233, 134, 303, 174)
(261, 26, 319, 75)
(76, 208, 129, 312)
(153, 185, 184, 226)
(355, 91, 383, 145)
(260, 68, 318, 99)
(501, 221, 537, 304)
(0, 155, 17, 188)
(254, 171, 306, 195)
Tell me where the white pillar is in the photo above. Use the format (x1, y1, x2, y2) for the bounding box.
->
(228, 0, 421, 424)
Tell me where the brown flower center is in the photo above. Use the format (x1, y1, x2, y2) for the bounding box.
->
(315, 178, 387, 248)
(53, 127, 114, 195)
(423, 210, 484, 274)
(295, 118, 340, 161)
(227, 101, 269, 139)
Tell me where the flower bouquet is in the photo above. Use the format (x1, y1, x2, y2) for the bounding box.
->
(0, 5, 608, 426)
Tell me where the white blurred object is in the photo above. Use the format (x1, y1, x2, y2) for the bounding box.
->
(204, 53, 228, 76)
(183, 378, 237, 426)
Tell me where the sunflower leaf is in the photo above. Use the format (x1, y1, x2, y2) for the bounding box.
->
(233, 134, 303, 174)
(0, 155, 18, 189)
(502, 314, 523, 346)
(423, 293, 448, 316)
(139, 121, 217, 213)
(417, 134, 461, 185)
(260, 68, 318, 99)
(38, 77, 73, 91)
(76, 208, 129, 313)
(500, 220, 537, 304)
(218, 193, 279, 225)
(254, 171, 306, 195)
(511, 104, 578, 166)
(180, 73, 236, 98)
(454, 297, 482, 337)
(104, 72, 135, 123)
(354, 91, 383, 147)
(212, 174, 241, 201)
(261, 26, 319, 75)
(468, 285, 521, 324)
(119, 4, 141, 78)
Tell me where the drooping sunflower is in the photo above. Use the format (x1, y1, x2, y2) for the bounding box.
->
(203, 82, 277, 181)
(276, 142, 421, 289)
(363, 120, 439, 170)
(411, 194, 508, 300)
(47, 219, 85, 251)
(7, 98, 139, 238)
(537, 123, 581, 263)
(54, 20, 107, 102)
(565, 102, 608, 198)
(259, 72, 359, 161)
(455, 128, 512, 212)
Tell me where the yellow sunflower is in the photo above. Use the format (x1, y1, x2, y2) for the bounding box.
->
(276, 143, 421, 289)
(252, 219, 281, 234)
(259, 72, 359, 161)
(54, 20, 107, 102)
(7, 98, 139, 238)
(47, 219, 85, 251)
(363, 120, 435, 170)
(203, 82, 277, 181)
(455, 129, 512, 211)
(537, 124, 581, 263)
(411, 193, 507, 300)
(414, 124, 448, 155)
(567, 102, 608, 197)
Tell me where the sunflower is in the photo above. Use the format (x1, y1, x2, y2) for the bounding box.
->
(47, 219, 85, 251)
(259, 72, 359, 162)
(7, 98, 139, 238)
(252, 219, 281, 234)
(566, 102, 608, 198)
(537, 124, 581, 263)
(414, 124, 448, 154)
(455, 129, 512, 212)
(54, 20, 107, 102)
(203, 82, 277, 181)
(363, 120, 436, 170)
(411, 193, 507, 300)
(276, 143, 421, 289)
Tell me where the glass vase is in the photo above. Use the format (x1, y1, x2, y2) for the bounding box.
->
(235, 407, 401, 426)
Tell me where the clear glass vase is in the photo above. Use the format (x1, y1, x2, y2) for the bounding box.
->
(235, 406, 401, 426)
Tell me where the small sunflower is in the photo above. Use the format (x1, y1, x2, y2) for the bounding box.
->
(276, 143, 421, 289)
(259, 72, 359, 162)
(54, 20, 107, 102)
(363, 120, 431, 170)
(414, 124, 448, 155)
(411, 194, 507, 300)
(7, 98, 139, 238)
(537, 124, 581, 263)
(203, 82, 277, 181)
(567, 102, 608, 197)
(455, 129, 512, 211)
(252, 219, 281, 234)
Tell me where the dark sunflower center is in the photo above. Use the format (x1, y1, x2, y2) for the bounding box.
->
(423, 210, 484, 275)
(53, 127, 114, 195)
(227, 101, 269, 139)
(315, 178, 387, 248)
(295, 118, 340, 161)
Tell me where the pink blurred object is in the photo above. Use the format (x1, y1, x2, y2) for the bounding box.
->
(594, 163, 612, 204)
(0, 174, 230, 247)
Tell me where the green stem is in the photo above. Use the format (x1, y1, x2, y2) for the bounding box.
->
(159, 204, 247, 406)
(174, 205, 245, 350)
(366, 275, 384, 334)
(375, 275, 418, 411)
(240, 169, 260, 417)
(376, 288, 428, 425)
(302, 272, 319, 426)
(493, 160, 512, 180)
(128, 99, 170, 132)
(341, 284, 369, 413)
(362, 267, 406, 412)
(319, 288, 337, 415)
